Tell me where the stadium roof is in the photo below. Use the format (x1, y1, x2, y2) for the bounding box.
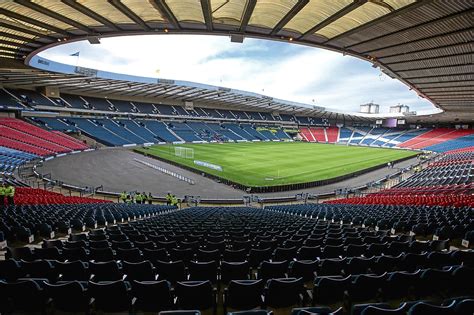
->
(0, 0, 472, 118)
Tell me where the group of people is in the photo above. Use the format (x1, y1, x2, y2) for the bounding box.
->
(0, 182, 15, 207)
(166, 192, 179, 206)
(119, 191, 153, 204)
(119, 191, 179, 206)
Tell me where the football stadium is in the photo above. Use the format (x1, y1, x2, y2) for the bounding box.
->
(0, 1, 473, 314)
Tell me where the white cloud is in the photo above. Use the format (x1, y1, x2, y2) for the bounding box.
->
(39, 35, 434, 112)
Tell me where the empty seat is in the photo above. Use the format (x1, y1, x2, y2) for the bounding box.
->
(35, 247, 62, 260)
(44, 281, 90, 313)
(196, 249, 221, 262)
(56, 260, 90, 281)
(89, 280, 132, 313)
(265, 277, 304, 309)
(257, 261, 288, 280)
(248, 248, 273, 268)
(123, 260, 157, 281)
(175, 280, 217, 311)
(289, 260, 318, 283)
(117, 247, 143, 262)
(22, 260, 57, 281)
(224, 280, 265, 312)
(221, 261, 251, 284)
(6, 247, 34, 261)
(223, 249, 248, 262)
(156, 260, 187, 283)
(407, 301, 456, 315)
(0, 260, 24, 281)
(313, 275, 351, 305)
(131, 280, 174, 312)
(188, 261, 218, 283)
(0, 279, 49, 313)
(89, 261, 124, 281)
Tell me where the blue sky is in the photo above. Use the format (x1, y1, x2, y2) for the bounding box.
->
(39, 34, 433, 113)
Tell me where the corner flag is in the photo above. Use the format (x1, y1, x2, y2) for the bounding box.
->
(70, 51, 80, 57)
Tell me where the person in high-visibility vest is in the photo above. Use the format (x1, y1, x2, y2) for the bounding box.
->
(0, 183, 6, 207)
(135, 192, 142, 204)
(119, 191, 127, 203)
(171, 195, 179, 206)
(5, 185, 15, 206)
(166, 192, 173, 205)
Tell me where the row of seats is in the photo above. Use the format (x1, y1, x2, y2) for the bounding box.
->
(35, 116, 291, 146)
(0, 263, 472, 314)
(0, 203, 176, 242)
(3, 248, 473, 284)
(0, 146, 38, 175)
(1, 205, 472, 314)
(5, 88, 334, 127)
(0, 118, 88, 153)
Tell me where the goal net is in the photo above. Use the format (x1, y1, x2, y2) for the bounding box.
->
(174, 146, 194, 159)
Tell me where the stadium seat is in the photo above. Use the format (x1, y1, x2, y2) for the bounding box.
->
(174, 280, 217, 311)
(131, 280, 174, 312)
(264, 277, 304, 309)
(224, 279, 265, 312)
(44, 281, 90, 313)
(89, 280, 132, 313)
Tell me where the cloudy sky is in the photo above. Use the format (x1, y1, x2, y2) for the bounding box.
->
(39, 34, 433, 113)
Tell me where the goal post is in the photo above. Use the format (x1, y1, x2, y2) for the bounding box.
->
(174, 146, 194, 159)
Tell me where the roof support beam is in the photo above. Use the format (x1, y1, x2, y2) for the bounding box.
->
(0, 46, 24, 54)
(345, 8, 473, 50)
(404, 73, 471, 80)
(378, 42, 470, 60)
(14, 0, 94, 34)
(162, 87, 195, 99)
(270, 0, 309, 36)
(150, 0, 181, 30)
(61, 0, 122, 31)
(397, 63, 473, 73)
(299, 0, 367, 39)
(361, 27, 473, 55)
(0, 8, 71, 36)
(383, 52, 472, 66)
(0, 39, 38, 49)
(0, 31, 35, 43)
(200, 0, 213, 31)
(0, 22, 57, 42)
(0, 51, 17, 58)
(239, 0, 257, 32)
(108, 0, 151, 31)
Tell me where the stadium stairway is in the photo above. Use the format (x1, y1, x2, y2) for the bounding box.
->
(299, 127, 315, 142)
(326, 127, 339, 143)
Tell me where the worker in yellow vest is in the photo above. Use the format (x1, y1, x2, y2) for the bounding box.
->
(171, 195, 179, 207)
(166, 192, 173, 205)
(119, 191, 127, 203)
(0, 183, 6, 207)
(5, 184, 15, 206)
(135, 192, 142, 204)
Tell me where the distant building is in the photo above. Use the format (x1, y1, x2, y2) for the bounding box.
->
(360, 102, 380, 114)
(390, 104, 410, 113)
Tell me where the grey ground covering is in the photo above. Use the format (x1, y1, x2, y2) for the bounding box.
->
(38, 148, 418, 199)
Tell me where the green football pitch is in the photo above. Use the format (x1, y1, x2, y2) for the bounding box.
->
(137, 142, 417, 187)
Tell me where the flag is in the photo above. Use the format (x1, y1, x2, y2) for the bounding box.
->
(70, 51, 80, 57)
